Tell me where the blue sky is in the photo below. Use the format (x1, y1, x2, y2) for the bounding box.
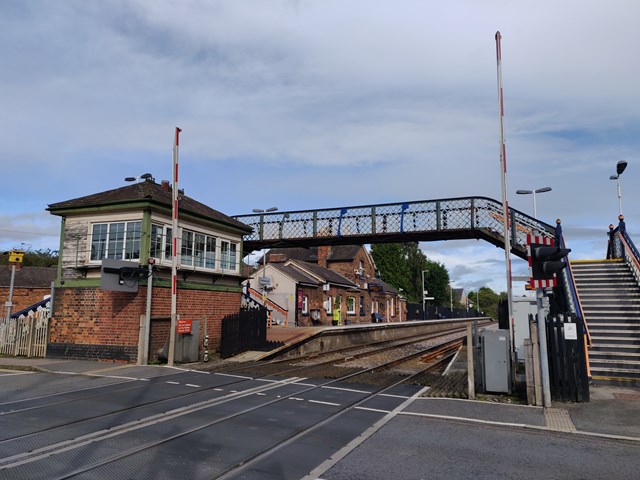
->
(1, 0, 639, 296)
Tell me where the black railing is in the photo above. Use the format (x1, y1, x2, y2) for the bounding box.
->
(607, 218, 640, 286)
(234, 196, 555, 260)
(544, 313, 590, 402)
(220, 307, 270, 359)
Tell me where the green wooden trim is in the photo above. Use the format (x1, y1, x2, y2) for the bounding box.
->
(56, 218, 65, 282)
(56, 278, 101, 288)
(58, 277, 242, 293)
(140, 210, 152, 264)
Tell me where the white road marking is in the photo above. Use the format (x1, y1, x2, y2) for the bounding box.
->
(308, 400, 341, 407)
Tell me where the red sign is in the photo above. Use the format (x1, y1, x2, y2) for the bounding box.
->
(177, 319, 192, 334)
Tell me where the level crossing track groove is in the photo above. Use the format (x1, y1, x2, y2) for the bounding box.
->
(0, 328, 466, 447)
(0, 333, 466, 479)
(200, 322, 484, 380)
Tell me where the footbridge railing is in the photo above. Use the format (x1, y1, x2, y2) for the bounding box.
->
(235, 196, 555, 260)
(609, 220, 640, 287)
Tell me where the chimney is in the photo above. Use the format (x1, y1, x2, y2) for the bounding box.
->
(317, 246, 331, 268)
(269, 253, 287, 263)
(161, 180, 170, 192)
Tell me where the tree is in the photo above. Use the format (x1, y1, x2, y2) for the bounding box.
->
(370, 242, 450, 307)
(466, 286, 506, 321)
(369, 243, 409, 293)
(0, 248, 59, 267)
(424, 260, 450, 307)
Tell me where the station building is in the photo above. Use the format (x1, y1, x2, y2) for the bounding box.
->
(246, 245, 407, 326)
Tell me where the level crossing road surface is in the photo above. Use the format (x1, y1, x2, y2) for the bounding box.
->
(0, 363, 422, 479)
(1, 363, 639, 479)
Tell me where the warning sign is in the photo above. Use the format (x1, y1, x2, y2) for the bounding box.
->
(177, 319, 193, 334)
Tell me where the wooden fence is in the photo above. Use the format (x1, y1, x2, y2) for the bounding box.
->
(0, 305, 50, 358)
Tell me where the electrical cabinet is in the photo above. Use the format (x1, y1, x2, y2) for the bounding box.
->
(481, 329, 512, 394)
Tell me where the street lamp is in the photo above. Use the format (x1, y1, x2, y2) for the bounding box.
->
(421, 269, 428, 320)
(252, 207, 278, 304)
(516, 187, 552, 219)
(609, 160, 628, 216)
(450, 282, 455, 315)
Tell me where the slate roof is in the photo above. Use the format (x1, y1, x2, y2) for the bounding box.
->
(267, 245, 362, 263)
(270, 263, 321, 286)
(47, 180, 251, 232)
(287, 260, 358, 288)
(0, 266, 57, 288)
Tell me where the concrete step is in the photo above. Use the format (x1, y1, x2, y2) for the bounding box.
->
(573, 272, 635, 279)
(583, 306, 640, 314)
(577, 290, 640, 296)
(588, 322, 640, 330)
(590, 335, 640, 344)
(576, 279, 638, 293)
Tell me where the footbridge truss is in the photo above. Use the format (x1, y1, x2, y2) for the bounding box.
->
(234, 196, 555, 260)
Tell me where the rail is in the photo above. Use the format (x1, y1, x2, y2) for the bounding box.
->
(234, 196, 555, 260)
(610, 225, 640, 287)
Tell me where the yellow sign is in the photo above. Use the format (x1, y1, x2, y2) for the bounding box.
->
(8, 250, 24, 263)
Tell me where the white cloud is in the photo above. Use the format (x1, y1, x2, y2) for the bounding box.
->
(1, 0, 638, 289)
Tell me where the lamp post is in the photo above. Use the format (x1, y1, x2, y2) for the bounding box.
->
(609, 160, 628, 216)
(252, 207, 278, 309)
(476, 290, 480, 317)
(516, 187, 552, 219)
(450, 282, 455, 316)
(421, 269, 428, 320)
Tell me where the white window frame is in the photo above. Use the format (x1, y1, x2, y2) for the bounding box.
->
(325, 296, 333, 314)
(90, 220, 142, 261)
(346, 296, 356, 314)
(302, 295, 309, 315)
(150, 223, 234, 272)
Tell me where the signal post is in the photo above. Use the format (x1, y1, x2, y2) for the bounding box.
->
(527, 234, 571, 407)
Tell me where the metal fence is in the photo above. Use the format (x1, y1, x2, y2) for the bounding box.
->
(545, 313, 590, 402)
(0, 303, 50, 357)
(220, 307, 269, 359)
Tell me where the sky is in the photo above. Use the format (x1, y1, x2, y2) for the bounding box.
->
(1, 0, 639, 296)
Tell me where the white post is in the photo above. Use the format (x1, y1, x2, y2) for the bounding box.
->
(536, 288, 552, 407)
(616, 176, 623, 216)
(168, 127, 181, 366)
(4, 264, 16, 322)
(496, 31, 516, 375)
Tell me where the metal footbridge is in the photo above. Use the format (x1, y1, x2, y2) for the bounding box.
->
(234, 196, 555, 259)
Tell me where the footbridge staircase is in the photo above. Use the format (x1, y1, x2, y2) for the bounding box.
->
(572, 223, 640, 386)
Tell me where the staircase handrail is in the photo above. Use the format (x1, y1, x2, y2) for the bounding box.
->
(246, 287, 289, 317)
(557, 235, 590, 346)
(611, 227, 640, 287)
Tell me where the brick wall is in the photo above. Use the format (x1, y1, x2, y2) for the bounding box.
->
(49, 285, 242, 362)
(0, 287, 51, 313)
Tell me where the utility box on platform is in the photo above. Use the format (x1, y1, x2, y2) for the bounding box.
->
(481, 329, 512, 394)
